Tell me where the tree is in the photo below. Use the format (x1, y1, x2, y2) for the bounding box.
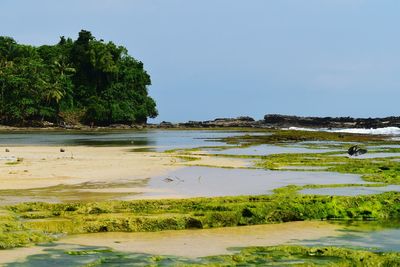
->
(0, 30, 158, 125)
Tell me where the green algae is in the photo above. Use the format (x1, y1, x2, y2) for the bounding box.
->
(8, 245, 400, 266)
(256, 152, 400, 184)
(1, 189, 399, 249)
(220, 130, 396, 146)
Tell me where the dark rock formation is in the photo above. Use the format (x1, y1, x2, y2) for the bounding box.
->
(177, 117, 260, 128)
(263, 114, 400, 129)
(347, 145, 367, 156)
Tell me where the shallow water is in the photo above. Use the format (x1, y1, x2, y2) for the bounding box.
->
(2, 220, 399, 266)
(0, 166, 368, 204)
(288, 126, 400, 136)
(0, 221, 340, 265)
(335, 152, 400, 159)
(127, 166, 368, 199)
(297, 220, 400, 252)
(300, 185, 400, 196)
(0, 179, 149, 205)
(205, 144, 336, 156)
(0, 130, 246, 151)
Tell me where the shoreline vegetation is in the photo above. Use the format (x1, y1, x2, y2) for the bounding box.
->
(0, 30, 157, 127)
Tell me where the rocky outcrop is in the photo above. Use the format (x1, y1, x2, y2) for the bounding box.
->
(148, 117, 261, 128)
(263, 114, 400, 128)
(151, 115, 400, 129)
(178, 116, 260, 128)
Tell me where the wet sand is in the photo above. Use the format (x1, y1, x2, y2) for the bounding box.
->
(0, 146, 250, 191)
(0, 146, 181, 190)
(0, 221, 341, 265)
(60, 221, 340, 258)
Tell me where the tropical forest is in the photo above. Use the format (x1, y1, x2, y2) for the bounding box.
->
(0, 30, 157, 126)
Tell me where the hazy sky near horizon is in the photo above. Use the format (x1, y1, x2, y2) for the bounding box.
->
(1, 0, 399, 122)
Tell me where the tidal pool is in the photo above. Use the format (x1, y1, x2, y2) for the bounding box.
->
(296, 220, 400, 252)
(123, 166, 368, 199)
(300, 185, 400, 196)
(0, 166, 368, 204)
(0, 221, 340, 265)
(205, 144, 337, 156)
(334, 152, 400, 159)
(2, 220, 399, 266)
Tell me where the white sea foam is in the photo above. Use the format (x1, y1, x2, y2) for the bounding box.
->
(287, 127, 318, 132)
(287, 127, 400, 136)
(331, 127, 400, 136)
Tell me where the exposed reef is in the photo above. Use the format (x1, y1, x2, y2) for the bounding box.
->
(153, 115, 400, 129)
(263, 114, 400, 129)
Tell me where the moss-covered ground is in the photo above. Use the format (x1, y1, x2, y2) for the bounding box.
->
(256, 152, 400, 184)
(1, 187, 399, 249)
(6, 245, 398, 266)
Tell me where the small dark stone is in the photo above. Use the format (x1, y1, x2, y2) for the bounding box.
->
(348, 145, 367, 156)
(242, 207, 254, 218)
(185, 217, 203, 229)
(60, 148, 65, 152)
(5, 148, 10, 152)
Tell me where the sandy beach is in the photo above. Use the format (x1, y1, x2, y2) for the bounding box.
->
(0, 146, 181, 190)
(0, 146, 250, 191)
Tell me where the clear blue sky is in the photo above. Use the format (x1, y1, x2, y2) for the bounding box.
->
(1, 0, 399, 122)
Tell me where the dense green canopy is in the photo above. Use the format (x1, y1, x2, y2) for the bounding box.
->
(0, 30, 157, 126)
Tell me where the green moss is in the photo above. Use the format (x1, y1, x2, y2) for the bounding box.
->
(18, 245, 400, 266)
(202, 245, 400, 266)
(220, 130, 396, 146)
(175, 155, 201, 162)
(0, 190, 398, 249)
(257, 152, 400, 184)
(5, 157, 23, 165)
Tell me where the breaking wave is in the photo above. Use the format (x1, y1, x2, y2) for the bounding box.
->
(287, 127, 400, 136)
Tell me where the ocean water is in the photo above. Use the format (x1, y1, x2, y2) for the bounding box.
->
(288, 126, 400, 136)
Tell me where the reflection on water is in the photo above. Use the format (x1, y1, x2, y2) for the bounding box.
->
(334, 153, 400, 159)
(3, 220, 400, 266)
(300, 185, 400, 196)
(132, 166, 367, 199)
(0, 130, 247, 151)
(205, 144, 337, 156)
(0, 166, 369, 204)
(297, 220, 400, 252)
(2, 221, 339, 266)
(0, 179, 149, 205)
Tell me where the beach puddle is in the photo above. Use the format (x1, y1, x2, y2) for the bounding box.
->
(122, 166, 368, 199)
(334, 152, 400, 159)
(300, 185, 400, 196)
(205, 144, 336, 156)
(0, 221, 340, 265)
(0, 166, 368, 204)
(0, 179, 149, 205)
(296, 220, 400, 252)
(2, 220, 399, 266)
